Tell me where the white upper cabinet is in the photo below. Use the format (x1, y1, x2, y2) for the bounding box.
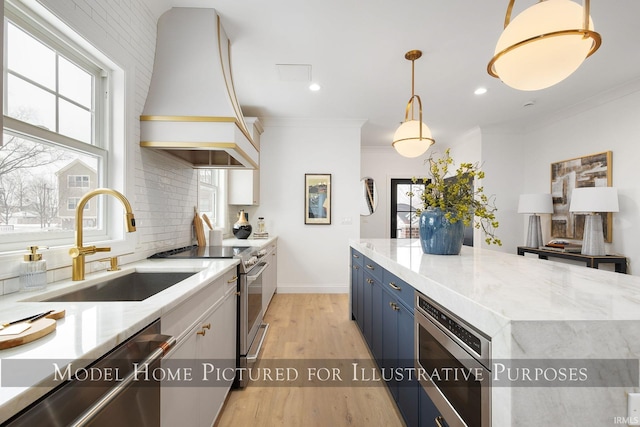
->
(229, 118, 263, 205)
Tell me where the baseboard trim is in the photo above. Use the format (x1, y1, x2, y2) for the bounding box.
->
(276, 284, 348, 294)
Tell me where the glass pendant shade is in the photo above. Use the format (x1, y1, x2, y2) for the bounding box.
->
(392, 50, 435, 157)
(392, 120, 435, 158)
(488, 0, 601, 91)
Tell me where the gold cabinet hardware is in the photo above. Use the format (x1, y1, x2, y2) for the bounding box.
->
(389, 302, 400, 311)
(235, 291, 241, 296)
(435, 416, 445, 427)
(366, 278, 374, 284)
(202, 323, 211, 330)
(228, 276, 238, 283)
(388, 282, 401, 291)
(352, 253, 360, 259)
(365, 264, 374, 270)
(197, 329, 206, 336)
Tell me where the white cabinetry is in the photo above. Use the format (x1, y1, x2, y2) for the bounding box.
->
(229, 169, 260, 205)
(262, 241, 277, 312)
(161, 267, 238, 427)
(229, 118, 262, 205)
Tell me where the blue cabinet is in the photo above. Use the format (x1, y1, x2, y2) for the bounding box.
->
(350, 248, 443, 427)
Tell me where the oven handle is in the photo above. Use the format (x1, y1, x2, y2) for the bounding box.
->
(247, 262, 269, 282)
(68, 336, 176, 427)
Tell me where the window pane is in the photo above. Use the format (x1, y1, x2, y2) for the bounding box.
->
(7, 22, 55, 90)
(7, 75, 56, 131)
(0, 133, 101, 237)
(59, 56, 93, 108)
(59, 99, 92, 143)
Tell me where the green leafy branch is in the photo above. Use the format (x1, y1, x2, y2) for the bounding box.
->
(411, 149, 501, 246)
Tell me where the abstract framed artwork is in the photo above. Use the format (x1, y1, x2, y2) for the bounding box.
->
(305, 174, 331, 225)
(550, 151, 612, 242)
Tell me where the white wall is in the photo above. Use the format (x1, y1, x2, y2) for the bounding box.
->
(520, 86, 640, 274)
(257, 119, 362, 293)
(360, 147, 431, 238)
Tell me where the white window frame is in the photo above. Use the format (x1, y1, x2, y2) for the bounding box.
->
(0, 0, 132, 274)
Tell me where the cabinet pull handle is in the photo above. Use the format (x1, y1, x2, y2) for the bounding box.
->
(197, 329, 206, 336)
(353, 254, 360, 259)
(353, 265, 359, 270)
(389, 302, 399, 311)
(388, 282, 401, 291)
(366, 278, 374, 284)
(435, 416, 445, 427)
(202, 323, 211, 330)
(365, 264, 375, 270)
(228, 276, 238, 283)
(235, 291, 241, 296)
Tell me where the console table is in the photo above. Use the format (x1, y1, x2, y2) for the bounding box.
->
(517, 246, 627, 274)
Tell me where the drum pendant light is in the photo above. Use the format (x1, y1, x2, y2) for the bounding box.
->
(487, 0, 601, 91)
(392, 50, 435, 158)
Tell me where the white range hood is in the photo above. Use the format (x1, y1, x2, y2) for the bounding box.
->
(141, 8, 258, 169)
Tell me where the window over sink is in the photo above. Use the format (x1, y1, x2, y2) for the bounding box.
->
(1, 1, 123, 252)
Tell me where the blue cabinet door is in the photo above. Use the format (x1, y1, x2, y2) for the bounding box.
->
(363, 273, 374, 348)
(371, 277, 384, 364)
(351, 263, 359, 321)
(381, 290, 399, 401)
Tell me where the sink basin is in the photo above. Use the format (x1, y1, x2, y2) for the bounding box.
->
(41, 272, 195, 302)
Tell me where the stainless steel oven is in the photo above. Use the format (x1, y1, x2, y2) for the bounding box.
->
(238, 252, 269, 388)
(415, 291, 491, 427)
(148, 244, 270, 388)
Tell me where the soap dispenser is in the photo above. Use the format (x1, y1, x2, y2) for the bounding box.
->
(20, 246, 47, 291)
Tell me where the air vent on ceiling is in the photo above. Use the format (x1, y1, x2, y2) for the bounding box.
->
(276, 64, 312, 82)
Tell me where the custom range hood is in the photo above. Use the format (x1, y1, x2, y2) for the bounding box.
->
(141, 8, 258, 169)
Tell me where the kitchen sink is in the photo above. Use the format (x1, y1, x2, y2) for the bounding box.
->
(41, 272, 195, 302)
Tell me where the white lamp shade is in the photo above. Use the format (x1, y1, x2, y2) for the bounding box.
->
(569, 187, 619, 213)
(492, 0, 596, 91)
(518, 193, 553, 214)
(392, 120, 434, 158)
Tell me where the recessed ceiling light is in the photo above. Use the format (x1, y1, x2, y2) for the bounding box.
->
(474, 87, 488, 95)
(309, 83, 321, 91)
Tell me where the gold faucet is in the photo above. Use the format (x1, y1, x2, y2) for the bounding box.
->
(69, 188, 136, 281)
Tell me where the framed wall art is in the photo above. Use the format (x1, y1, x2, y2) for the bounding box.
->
(305, 174, 331, 225)
(550, 151, 612, 242)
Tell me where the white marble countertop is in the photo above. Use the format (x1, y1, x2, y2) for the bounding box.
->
(0, 236, 278, 421)
(350, 239, 640, 426)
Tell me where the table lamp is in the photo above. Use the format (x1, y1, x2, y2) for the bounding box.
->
(569, 187, 619, 256)
(518, 193, 553, 248)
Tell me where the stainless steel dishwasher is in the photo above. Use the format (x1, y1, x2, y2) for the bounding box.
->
(3, 319, 175, 427)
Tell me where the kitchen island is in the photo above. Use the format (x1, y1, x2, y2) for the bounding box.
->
(351, 238, 640, 427)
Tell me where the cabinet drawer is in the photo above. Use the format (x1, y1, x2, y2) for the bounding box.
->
(162, 267, 238, 338)
(363, 257, 383, 282)
(351, 248, 364, 267)
(382, 269, 415, 311)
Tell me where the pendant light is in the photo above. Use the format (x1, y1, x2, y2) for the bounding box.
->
(392, 50, 435, 158)
(487, 0, 601, 91)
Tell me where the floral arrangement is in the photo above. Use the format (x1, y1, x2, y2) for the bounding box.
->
(411, 149, 501, 246)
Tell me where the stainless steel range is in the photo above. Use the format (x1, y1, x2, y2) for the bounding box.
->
(149, 245, 269, 388)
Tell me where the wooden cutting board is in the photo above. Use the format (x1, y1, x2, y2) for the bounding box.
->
(0, 310, 66, 350)
(194, 207, 206, 247)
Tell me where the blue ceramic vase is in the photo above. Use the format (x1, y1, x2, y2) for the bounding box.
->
(418, 207, 465, 255)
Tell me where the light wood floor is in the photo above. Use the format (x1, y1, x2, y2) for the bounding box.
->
(214, 293, 405, 427)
